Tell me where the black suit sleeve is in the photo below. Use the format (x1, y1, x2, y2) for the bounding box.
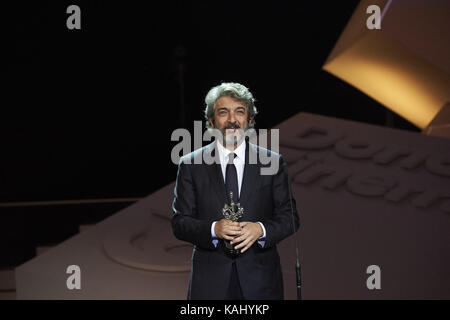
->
(171, 159, 216, 250)
(262, 155, 300, 248)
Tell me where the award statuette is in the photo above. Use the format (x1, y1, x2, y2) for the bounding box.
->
(222, 191, 244, 256)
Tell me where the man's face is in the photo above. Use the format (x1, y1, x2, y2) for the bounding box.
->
(209, 96, 253, 148)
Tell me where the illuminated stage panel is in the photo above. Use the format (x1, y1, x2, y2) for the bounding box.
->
(423, 103, 450, 139)
(16, 113, 450, 299)
(323, 0, 450, 129)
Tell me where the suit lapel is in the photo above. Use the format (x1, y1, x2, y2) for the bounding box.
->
(204, 140, 262, 209)
(238, 141, 261, 208)
(204, 142, 228, 207)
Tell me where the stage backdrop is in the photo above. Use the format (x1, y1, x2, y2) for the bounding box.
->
(16, 112, 450, 299)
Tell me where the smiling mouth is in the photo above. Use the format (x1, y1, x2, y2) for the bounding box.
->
(225, 128, 239, 134)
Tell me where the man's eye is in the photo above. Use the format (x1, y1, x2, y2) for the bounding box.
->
(219, 111, 227, 115)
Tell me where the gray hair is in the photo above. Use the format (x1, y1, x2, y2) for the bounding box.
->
(204, 82, 258, 129)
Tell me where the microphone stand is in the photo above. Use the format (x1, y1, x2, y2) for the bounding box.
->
(284, 162, 302, 300)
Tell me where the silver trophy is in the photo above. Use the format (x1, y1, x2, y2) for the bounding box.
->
(222, 191, 244, 256)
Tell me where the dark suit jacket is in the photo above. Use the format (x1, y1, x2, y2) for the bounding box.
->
(172, 140, 299, 299)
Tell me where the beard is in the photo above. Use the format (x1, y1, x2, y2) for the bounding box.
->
(221, 122, 248, 149)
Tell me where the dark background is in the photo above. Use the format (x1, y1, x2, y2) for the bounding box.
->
(2, 1, 419, 267)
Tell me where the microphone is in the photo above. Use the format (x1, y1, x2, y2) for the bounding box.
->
(283, 161, 302, 300)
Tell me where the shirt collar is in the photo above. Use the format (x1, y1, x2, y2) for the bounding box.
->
(217, 139, 246, 163)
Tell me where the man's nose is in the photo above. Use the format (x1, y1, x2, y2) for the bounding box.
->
(227, 111, 236, 123)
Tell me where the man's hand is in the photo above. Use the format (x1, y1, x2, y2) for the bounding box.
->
(214, 219, 242, 241)
(231, 222, 263, 253)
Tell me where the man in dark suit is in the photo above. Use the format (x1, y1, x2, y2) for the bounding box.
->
(172, 82, 299, 300)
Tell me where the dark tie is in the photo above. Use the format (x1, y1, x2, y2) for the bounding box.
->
(225, 153, 239, 205)
(224, 152, 244, 299)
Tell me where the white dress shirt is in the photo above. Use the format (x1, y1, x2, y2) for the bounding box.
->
(217, 138, 246, 195)
(211, 141, 266, 248)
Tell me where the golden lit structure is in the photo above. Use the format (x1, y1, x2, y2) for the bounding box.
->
(323, 0, 450, 131)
